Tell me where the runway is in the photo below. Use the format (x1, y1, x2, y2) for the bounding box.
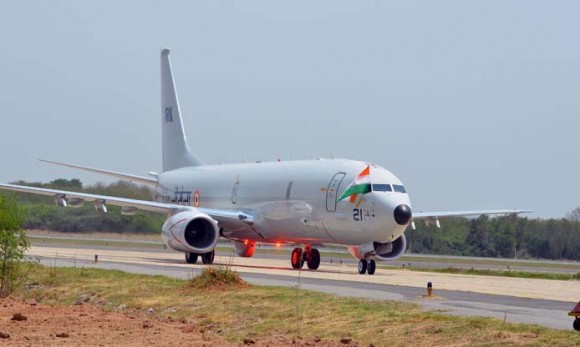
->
(27, 244, 579, 330)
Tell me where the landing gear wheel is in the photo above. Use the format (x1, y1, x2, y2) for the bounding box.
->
(201, 250, 215, 265)
(574, 318, 580, 331)
(307, 248, 320, 270)
(185, 252, 198, 264)
(358, 259, 368, 274)
(291, 248, 304, 269)
(367, 259, 376, 275)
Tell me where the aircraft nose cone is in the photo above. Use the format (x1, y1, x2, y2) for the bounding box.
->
(394, 204, 412, 225)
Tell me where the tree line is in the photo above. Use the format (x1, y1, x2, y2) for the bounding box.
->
(4, 179, 163, 234)
(2, 178, 580, 261)
(406, 214, 580, 261)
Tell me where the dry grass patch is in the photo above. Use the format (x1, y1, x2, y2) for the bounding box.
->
(186, 265, 248, 290)
(14, 263, 580, 346)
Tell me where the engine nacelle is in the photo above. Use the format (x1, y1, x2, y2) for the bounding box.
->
(121, 206, 138, 216)
(162, 210, 219, 254)
(348, 234, 407, 261)
(234, 240, 255, 257)
(67, 198, 85, 208)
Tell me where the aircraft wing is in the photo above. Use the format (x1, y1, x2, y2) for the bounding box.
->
(413, 209, 532, 219)
(0, 183, 254, 226)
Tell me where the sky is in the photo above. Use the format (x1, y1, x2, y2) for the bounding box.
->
(1, 1, 579, 218)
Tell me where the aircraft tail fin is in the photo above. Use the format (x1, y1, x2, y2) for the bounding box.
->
(161, 48, 203, 171)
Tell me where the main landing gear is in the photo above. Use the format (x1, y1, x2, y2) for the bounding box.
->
(358, 258, 376, 275)
(568, 300, 580, 330)
(291, 246, 320, 270)
(185, 250, 215, 265)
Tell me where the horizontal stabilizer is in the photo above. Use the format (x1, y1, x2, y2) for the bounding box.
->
(39, 159, 157, 186)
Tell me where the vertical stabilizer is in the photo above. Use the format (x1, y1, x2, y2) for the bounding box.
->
(161, 48, 203, 171)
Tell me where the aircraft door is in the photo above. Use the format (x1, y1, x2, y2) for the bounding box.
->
(326, 172, 346, 212)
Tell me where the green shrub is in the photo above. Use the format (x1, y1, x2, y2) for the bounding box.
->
(187, 266, 247, 289)
(0, 195, 29, 297)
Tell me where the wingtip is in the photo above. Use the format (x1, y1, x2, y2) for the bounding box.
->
(161, 48, 171, 56)
(39, 159, 60, 165)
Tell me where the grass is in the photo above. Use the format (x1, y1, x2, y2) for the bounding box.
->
(384, 266, 580, 281)
(28, 236, 164, 249)
(400, 255, 580, 271)
(15, 263, 580, 346)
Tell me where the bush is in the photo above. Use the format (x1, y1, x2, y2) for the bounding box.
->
(0, 195, 29, 297)
(187, 266, 247, 290)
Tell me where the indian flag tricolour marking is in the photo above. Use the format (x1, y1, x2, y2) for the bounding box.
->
(338, 166, 372, 203)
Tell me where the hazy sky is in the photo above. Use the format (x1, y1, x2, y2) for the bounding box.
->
(1, 1, 579, 218)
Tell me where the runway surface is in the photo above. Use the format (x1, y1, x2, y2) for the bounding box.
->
(27, 245, 579, 331)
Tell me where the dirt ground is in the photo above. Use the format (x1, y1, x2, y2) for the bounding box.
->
(0, 298, 358, 347)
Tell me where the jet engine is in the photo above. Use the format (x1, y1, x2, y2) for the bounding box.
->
(162, 210, 219, 254)
(348, 234, 407, 261)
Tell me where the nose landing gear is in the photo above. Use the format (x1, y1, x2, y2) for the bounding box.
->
(291, 246, 320, 270)
(358, 258, 376, 275)
(185, 250, 215, 265)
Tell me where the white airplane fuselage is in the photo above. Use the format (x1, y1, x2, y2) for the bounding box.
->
(155, 159, 411, 248)
(0, 48, 528, 274)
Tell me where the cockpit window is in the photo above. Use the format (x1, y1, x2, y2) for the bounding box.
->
(372, 184, 392, 192)
(393, 185, 407, 193)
